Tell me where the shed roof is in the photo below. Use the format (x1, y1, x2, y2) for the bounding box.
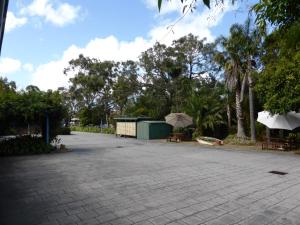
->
(139, 121, 168, 124)
(114, 117, 152, 122)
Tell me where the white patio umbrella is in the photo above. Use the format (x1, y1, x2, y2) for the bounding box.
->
(165, 113, 193, 128)
(257, 111, 300, 130)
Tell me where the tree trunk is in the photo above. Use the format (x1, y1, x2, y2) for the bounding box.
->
(226, 103, 231, 130)
(248, 75, 256, 142)
(189, 62, 192, 79)
(235, 88, 246, 139)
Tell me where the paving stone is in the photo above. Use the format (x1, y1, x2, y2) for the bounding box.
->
(1, 132, 300, 225)
(149, 215, 173, 225)
(96, 213, 118, 223)
(181, 215, 205, 225)
(165, 211, 185, 220)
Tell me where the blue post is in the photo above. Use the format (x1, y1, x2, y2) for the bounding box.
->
(46, 114, 49, 145)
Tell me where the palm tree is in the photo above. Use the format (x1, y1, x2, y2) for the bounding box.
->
(215, 27, 247, 139)
(235, 19, 264, 142)
(185, 79, 225, 136)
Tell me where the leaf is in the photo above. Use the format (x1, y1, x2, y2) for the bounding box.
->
(203, 0, 210, 8)
(182, 5, 187, 13)
(158, 0, 163, 11)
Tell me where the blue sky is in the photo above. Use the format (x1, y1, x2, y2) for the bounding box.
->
(1, 0, 257, 90)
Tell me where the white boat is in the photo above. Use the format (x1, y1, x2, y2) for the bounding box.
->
(196, 136, 223, 146)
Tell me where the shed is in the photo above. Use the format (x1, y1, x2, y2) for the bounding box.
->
(137, 121, 172, 140)
(114, 117, 151, 137)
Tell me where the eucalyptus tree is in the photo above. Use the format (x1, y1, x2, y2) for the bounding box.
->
(0, 77, 16, 93)
(139, 42, 179, 118)
(172, 34, 207, 80)
(112, 60, 140, 115)
(64, 54, 117, 124)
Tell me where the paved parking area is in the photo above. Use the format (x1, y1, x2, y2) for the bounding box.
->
(1, 132, 300, 225)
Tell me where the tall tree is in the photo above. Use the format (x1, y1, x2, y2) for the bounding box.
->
(112, 61, 139, 114)
(172, 34, 207, 80)
(64, 54, 116, 124)
(256, 22, 300, 114)
(235, 19, 263, 142)
(0, 77, 16, 93)
(216, 25, 247, 139)
(252, 0, 300, 30)
(139, 42, 176, 118)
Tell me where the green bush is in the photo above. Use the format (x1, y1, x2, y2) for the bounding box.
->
(57, 127, 71, 135)
(224, 134, 255, 145)
(0, 135, 54, 156)
(70, 126, 115, 134)
(256, 122, 266, 141)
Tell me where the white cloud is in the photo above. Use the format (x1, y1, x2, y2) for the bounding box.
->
(23, 63, 34, 72)
(5, 11, 27, 32)
(0, 58, 22, 74)
(31, 36, 152, 90)
(31, 1, 235, 90)
(150, 1, 235, 44)
(21, 0, 80, 27)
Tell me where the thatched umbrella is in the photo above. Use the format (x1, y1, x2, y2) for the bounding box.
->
(165, 113, 193, 128)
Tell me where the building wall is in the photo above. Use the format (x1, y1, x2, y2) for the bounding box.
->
(116, 122, 136, 136)
(137, 122, 172, 140)
(136, 122, 150, 140)
(149, 123, 172, 139)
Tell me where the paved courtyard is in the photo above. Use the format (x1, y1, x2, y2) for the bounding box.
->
(1, 132, 300, 225)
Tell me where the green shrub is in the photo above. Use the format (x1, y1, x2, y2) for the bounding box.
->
(224, 134, 255, 145)
(101, 127, 115, 134)
(256, 122, 266, 141)
(0, 135, 54, 156)
(57, 127, 71, 135)
(70, 126, 115, 134)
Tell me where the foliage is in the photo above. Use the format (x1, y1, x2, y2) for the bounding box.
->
(252, 0, 300, 30)
(0, 84, 67, 141)
(223, 134, 254, 145)
(0, 77, 16, 92)
(215, 24, 247, 138)
(57, 127, 71, 135)
(157, 0, 234, 11)
(256, 22, 300, 114)
(257, 52, 300, 113)
(184, 78, 225, 136)
(112, 61, 140, 114)
(0, 136, 53, 156)
(64, 54, 116, 109)
(70, 126, 115, 134)
(65, 55, 117, 126)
